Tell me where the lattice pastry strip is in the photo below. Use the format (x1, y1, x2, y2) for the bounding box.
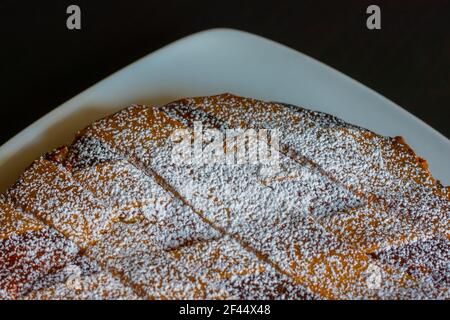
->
(370, 236, 449, 298)
(7, 155, 115, 247)
(85, 216, 313, 300)
(23, 254, 139, 300)
(70, 159, 220, 251)
(166, 94, 448, 201)
(76, 104, 183, 168)
(0, 196, 78, 299)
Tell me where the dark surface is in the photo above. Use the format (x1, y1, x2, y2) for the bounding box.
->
(0, 0, 449, 145)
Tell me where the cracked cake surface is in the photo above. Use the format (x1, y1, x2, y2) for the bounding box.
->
(0, 93, 448, 300)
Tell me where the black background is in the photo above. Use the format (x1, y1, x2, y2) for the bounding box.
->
(0, 0, 449, 146)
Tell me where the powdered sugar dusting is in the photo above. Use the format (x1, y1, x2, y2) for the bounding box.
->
(0, 93, 448, 299)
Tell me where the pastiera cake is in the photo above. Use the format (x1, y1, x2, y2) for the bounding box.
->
(0, 94, 448, 299)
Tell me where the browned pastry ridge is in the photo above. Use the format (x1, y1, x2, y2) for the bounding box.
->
(0, 93, 448, 299)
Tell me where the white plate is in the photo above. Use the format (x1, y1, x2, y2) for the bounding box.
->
(1, 28, 449, 192)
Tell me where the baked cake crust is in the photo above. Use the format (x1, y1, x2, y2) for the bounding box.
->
(1, 94, 448, 299)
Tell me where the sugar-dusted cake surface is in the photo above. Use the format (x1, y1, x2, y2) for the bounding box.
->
(1, 94, 448, 299)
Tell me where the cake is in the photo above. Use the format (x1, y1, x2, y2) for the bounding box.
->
(0, 93, 448, 299)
